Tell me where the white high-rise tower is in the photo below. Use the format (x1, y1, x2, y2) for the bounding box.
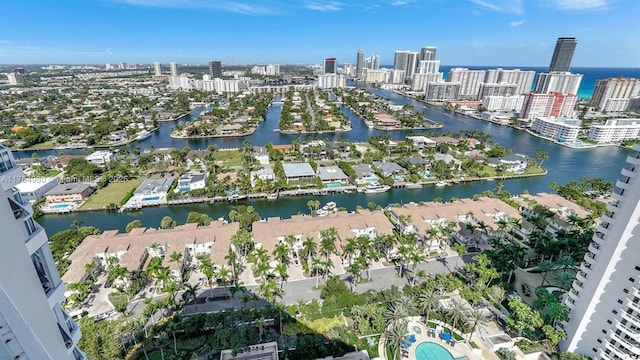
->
(0, 144, 86, 360)
(153, 61, 162, 76)
(562, 143, 640, 359)
(169, 62, 178, 77)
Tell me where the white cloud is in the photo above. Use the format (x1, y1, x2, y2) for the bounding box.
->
(510, 20, 525, 27)
(469, 0, 524, 14)
(305, 1, 343, 11)
(554, 0, 610, 11)
(112, 0, 278, 15)
(390, 0, 410, 5)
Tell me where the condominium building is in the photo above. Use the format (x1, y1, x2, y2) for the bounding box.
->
(419, 46, 437, 61)
(209, 60, 222, 78)
(482, 95, 525, 112)
(587, 119, 640, 143)
(393, 50, 418, 80)
(0, 144, 86, 360)
(484, 68, 536, 95)
(411, 73, 443, 91)
(323, 58, 338, 74)
(364, 55, 379, 70)
(591, 78, 640, 111)
(317, 74, 346, 89)
(530, 116, 582, 143)
(561, 143, 640, 360)
(153, 62, 162, 76)
(600, 98, 632, 114)
(416, 60, 441, 75)
(534, 72, 583, 95)
(363, 69, 388, 84)
(549, 37, 577, 73)
(169, 62, 178, 77)
(356, 49, 364, 79)
(447, 68, 486, 100)
(520, 92, 577, 120)
(629, 97, 640, 113)
(425, 82, 460, 101)
(477, 83, 517, 99)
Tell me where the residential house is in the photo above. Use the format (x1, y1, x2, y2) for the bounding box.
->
(300, 140, 327, 159)
(15, 177, 59, 203)
(434, 154, 462, 170)
(487, 153, 529, 172)
(253, 146, 270, 165)
(85, 151, 115, 166)
(251, 167, 276, 187)
(352, 164, 376, 183)
(282, 163, 316, 183)
(44, 183, 94, 204)
(177, 173, 208, 193)
(129, 177, 176, 204)
(316, 166, 349, 184)
(185, 150, 212, 168)
(406, 136, 436, 149)
(219, 124, 243, 135)
(373, 161, 407, 178)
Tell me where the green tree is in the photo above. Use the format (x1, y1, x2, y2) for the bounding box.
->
(125, 219, 143, 233)
(160, 216, 177, 229)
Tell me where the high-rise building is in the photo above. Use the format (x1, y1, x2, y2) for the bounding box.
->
(484, 68, 536, 95)
(425, 82, 460, 101)
(520, 92, 577, 119)
(356, 49, 365, 80)
(447, 68, 486, 100)
(591, 77, 640, 110)
(549, 37, 577, 72)
(534, 72, 583, 95)
(420, 46, 437, 61)
(0, 144, 86, 360)
(365, 55, 380, 70)
(561, 143, 640, 359)
(169, 62, 178, 77)
(209, 60, 222, 78)
(153, 61, 162, 76)
(416, 60, 440, 75)
(317, 74, 346, 89)
(323, 58, 338, 74)
(393, 50, 418, 80)
(477, 83, 518, 99)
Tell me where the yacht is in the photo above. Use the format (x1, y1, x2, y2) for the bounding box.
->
(362, 183, 391, 194)
(135, 130, 152, 141)
(266, 193, 278, 200)
(435, 181, 451, 187)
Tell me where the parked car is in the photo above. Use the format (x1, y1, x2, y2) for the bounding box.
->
(521, 283, 531, 297)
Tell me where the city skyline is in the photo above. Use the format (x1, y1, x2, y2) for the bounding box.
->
(1, 0, 638, 67)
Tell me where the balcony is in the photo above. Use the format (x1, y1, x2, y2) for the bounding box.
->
(580, 261, 592, 274)
(568, 288, 580, 301)
(589, 242, 601, 255)
(612, 191, 625, 202)
(73, 348, 88, 360)
(621, 167, 637, 178)
(572, 279, 584, 292)
(598, 222, 612, 235)
(622, 311, 640, 328)
(58, 323, 74, 349)
(576, 271, 588, 283)
(627, 154, 640, 166)
(626, 298, 640, 314)
(607, 202, 621, 213)
(616, 318, 640, 337)
(610, 330, 640, 356)
(616, 179, 632, 191)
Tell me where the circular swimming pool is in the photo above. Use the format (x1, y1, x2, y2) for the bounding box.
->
(414, 342, 455, 360)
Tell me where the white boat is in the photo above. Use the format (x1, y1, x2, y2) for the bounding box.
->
(362, 183, 391, 194)
(266, 193, 278, 200)
(316, 209, 329, 217)
(364, 120, 374, 129)
(135, 130, 152, 141)
(405, 183, 422, 190)
(322, 201, 337, 211)
(435, 181, 451, 187)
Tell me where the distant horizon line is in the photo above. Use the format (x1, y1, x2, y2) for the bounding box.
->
(1, 63, 639, 69)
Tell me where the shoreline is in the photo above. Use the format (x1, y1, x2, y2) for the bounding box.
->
(170, 126, 259, 139)
(15, 127, 160, 152)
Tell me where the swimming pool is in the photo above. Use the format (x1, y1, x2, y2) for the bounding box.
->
(142, 196, 160, 201)
(415, 342, 455, 360)
(365, 177, 379, 183)
(326, 182, 342, 188)
(51, 203, 71, 209)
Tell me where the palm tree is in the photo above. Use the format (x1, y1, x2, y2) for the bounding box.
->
(217, 266, 232, 298)
(229, 281, 247, 300)
(346, 260, 362, 291)
(155, 267, 173, 294)
(275, 263, 288, 290)
(408, 250, 426, 285)
(301, 236, 317, 271)
(447, 300, 467, 333)
(198, 256, 215, 300)
(84, 261, 99, 280)
(537, 260, 555, 287)
(466, 309, 486, 343)
(385, 320, 408, 360)
(169, 251, 183, 277)
(452, 243, 467, 269)
(225, 248, 240, 284)
(417, 289, 440, 325)
(312, 257, 323, 288)
(155, 332, 170, 360)
(319, 228, 338, 260)
(272, 243, 290, 266)
(342, 237, 358, 264)
(182, 283, 200, 312)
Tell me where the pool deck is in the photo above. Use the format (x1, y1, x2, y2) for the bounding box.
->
(381, 317, 497, 360)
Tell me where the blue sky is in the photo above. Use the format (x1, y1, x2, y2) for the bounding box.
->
(1, 0, 638, 67)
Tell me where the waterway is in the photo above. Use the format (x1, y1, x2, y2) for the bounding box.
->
(26, 85, 633, 235)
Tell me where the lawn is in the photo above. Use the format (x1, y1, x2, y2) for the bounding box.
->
(80, 179, 142, 210)
(20, 140, 58, 150)
(214, 149, 243, 167)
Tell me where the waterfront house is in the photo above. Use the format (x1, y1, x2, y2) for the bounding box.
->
(282, 162, 316, 183)
(130, 176, 176, 204)
(316, 166, 349, 184)
(251, 167, 276, 187)
(487, 153, 529, 172)
(513, 192, 589, 235)
(388, 197, 521, 253)
(15, 177, 59, 203)
(373, 161, 407, 178)
(185, 150, 212, 168)
(253, 146, 270, 165)
(433, 154, 462, 170)
(153, 148, 175, 164)
(177, 173, 208, 193)
(352, 164, 375, 183)
(85, 151, 115, 166)
(44, 183, 94, 204)
(300, 140, 327, 159)
(218, 123, 243, 135)
(406, 136, 437, 149)
(251, 210, 395, 268)
(62, 221, 239, 285)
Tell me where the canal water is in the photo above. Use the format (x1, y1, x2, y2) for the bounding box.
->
(20, 85, 633, 235)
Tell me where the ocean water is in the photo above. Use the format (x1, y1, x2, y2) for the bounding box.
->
(383, 65, 640, 100)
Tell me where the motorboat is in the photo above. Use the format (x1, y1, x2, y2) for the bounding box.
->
(362, 183, 391, 194)
(405, 183, 422, 190)
(435, 181, 451, 187)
